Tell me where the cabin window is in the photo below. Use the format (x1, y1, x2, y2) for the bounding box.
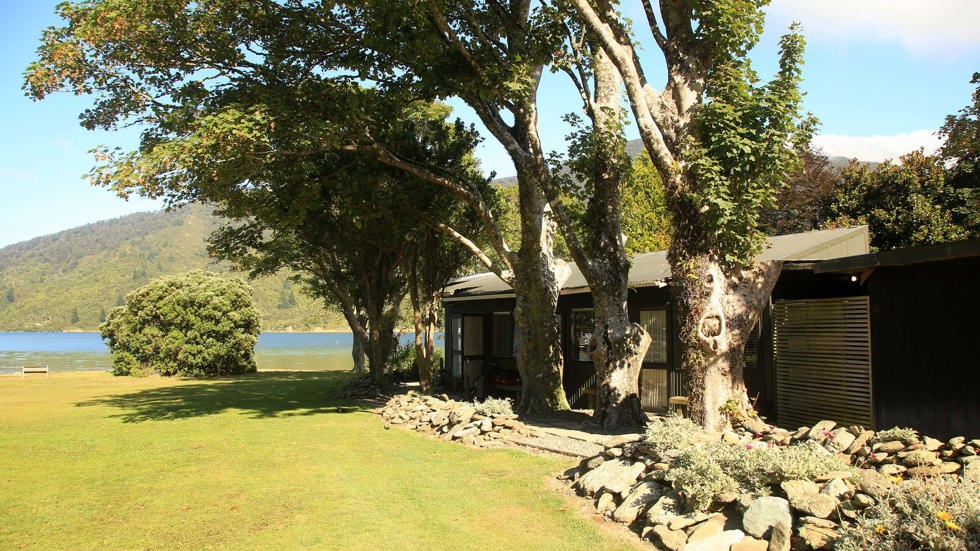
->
(492, 312, 517, 357)
(639, 309, 668, 364)
(570, 308, 595, 362)
(449, 317, 462, 378)
(462, 315, 484, 356)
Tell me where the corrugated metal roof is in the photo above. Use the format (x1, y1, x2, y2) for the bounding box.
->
(442, 226, 869, 301)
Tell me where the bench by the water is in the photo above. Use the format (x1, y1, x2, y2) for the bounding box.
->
(21, 365, 49, 377)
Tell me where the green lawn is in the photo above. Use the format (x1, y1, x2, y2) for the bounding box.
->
(0, 372, 639, 550)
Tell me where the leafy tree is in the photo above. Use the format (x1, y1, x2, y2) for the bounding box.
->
(100, 271, 260, 377)
(825, 150, 971, 250)
(939, 72, 980, 234)
(5, 287, 12, 304)
(570, 0, 813, 430)
(622, 153, 672, 254)
(761, 145, 843, 235)
(25, 3, 485, 386)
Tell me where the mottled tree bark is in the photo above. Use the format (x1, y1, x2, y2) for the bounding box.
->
(671, 250, 782, 431)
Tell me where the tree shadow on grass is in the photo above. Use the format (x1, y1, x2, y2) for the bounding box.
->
(76, 371, 367, 423)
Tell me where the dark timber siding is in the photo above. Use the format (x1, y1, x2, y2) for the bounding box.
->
(869, 257, 980, 440)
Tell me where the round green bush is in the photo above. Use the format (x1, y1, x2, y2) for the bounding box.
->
(100, 271, 261, 377)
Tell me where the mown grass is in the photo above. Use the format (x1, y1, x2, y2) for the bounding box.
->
(0, 372, 639, 550)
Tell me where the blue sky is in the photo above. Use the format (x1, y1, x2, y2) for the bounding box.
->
(1, 0, 978, 248)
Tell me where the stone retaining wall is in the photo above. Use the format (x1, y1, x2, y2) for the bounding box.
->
(378, 392, 978, 550)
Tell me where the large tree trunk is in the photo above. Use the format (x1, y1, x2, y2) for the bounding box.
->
(590, 288, 651, 427)
(511, 261, 569, 413)
(574, 51, 651, 428)
(509, 162, 570, 413)
(351, 330, 366, 374)
(671, 250, 782, 432)
(412, 293, 439, 395)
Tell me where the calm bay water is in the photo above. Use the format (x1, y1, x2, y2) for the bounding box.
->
(0, 332, 432, 374)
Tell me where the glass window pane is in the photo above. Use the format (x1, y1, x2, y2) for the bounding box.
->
(492, 312, 515, 357)
(463, 315, 483, 356)
(570, 309, 595, 362)
(639, 310, 667, 363)
(450, 318, 462, 377)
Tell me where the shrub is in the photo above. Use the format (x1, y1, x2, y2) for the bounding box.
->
(871, 426, 920, 446)
(645, 416, 852, 512)
(642, 415, 707, 456)
(666, 443, 740, 511)
(836, 476, 980, 551)
(388, 344, 418, 380)
(473, 396, 513, 416)
(388, 342, 445, 382)
(100, 271, 260, 377)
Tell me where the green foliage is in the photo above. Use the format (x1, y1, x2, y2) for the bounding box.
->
(645, 416, 850, 512)
(682, 18, 814, 265)
(622, 154, 672, 254)
(100, 271, 260, 377)
(938, 72, 980, 234)
(473, 396, 514, 416)
(642, 415, 709, 456)
(666, 444, 740, 511)
(825, 151, 971, 250)
(836, 476, 980, 551)
(388, 343, 446, 382)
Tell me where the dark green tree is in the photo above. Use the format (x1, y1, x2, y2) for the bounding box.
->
(761, 145, 843, 235)
(70, 307, 79, 325)
(24, 3, 488, 386)
(622, 153, 672, 254)
(100, 271, 260, 377)
(5, 287, 13, 304)
(825, 150, 971, 250)
(939, 72, 980, 234)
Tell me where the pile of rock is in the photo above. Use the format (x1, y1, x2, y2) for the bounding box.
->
(379, 391, 536, 448)
(733, 418, 979, 480)
(562, 421, 979, 551)
(337, 375, 388, 399)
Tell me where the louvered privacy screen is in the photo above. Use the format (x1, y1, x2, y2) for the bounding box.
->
(773, 296, 874, 430)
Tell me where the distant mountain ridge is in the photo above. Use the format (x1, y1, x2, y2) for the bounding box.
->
(0, 204, 345, 332)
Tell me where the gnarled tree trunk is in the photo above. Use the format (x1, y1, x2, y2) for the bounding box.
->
(590, 287, 652, 427)
(671, 250, 782, 432)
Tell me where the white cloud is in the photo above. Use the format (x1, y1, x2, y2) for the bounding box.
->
(767, 0, 980, 57)
(813, 129, 943, 161)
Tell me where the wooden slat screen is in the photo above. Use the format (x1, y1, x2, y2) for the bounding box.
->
(773, 296, 873, 430)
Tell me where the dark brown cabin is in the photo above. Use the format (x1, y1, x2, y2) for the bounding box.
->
(441, 227, 872, 414)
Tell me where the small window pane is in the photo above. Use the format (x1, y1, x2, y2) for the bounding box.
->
(492, 312, 515, 357)
(450, 318, 462, 377)
(570, 309, 595, 362)
(463, 315, 484, 356)
(639, 310, 667, 363)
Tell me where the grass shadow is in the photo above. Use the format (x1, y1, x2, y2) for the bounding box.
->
(77, 371, 366, 423)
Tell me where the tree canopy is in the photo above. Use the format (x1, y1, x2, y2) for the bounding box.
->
(826, 150, 972, 251)
(101, 271, 260, 377)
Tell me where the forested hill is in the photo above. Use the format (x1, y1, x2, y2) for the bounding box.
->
(0, 203, 346, 332)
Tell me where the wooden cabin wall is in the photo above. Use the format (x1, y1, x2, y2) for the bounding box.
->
(869, 257, 980, 440)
